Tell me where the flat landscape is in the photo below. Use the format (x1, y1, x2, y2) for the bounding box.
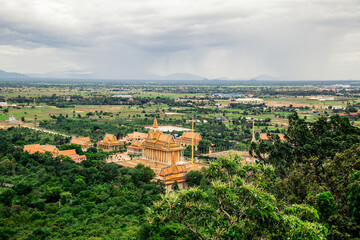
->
(2, 79, 360, 239)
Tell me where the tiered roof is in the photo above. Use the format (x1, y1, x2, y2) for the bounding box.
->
(126, 132, 148, 141)
(141, 118, 185, 151)
(24, 144, 86, 163)
(176, 132, 202, 144)
(156, 164, 188, 185)
(98, 134, 124, 146)
(24, 144, 59, 155)
(70, 137, 92, 147)
(142, 131, 185, 151)
(127, 141, 143, 151)
(59, 149, 87, 163)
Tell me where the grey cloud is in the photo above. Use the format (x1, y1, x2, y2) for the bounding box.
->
(0, 0, 359, 79)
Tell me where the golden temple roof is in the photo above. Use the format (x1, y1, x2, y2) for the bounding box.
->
(157, 164, 188, 184)
(127, 141, 143, 150)
(142, 131, 185, 151)
(126, 132, 148, 141)
(97, 133, 124, 146)
(70, 137, 92, 146)
(24, 144, 59, 155)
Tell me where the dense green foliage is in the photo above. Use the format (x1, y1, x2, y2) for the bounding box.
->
(251, 112, 360, 176)
(39, 118, 146, 142)
(2, 101, 360, 239)
(0, 127, 69, 147)
(142, 154, 327, 239)
(251, 112, 360, 239)
(0, 128, 163, 239)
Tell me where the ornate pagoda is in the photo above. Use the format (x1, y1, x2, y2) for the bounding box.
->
(97, 133, 124, 151)
(141, 118, 185, 164)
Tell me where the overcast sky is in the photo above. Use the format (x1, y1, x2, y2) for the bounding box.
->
(0, 0, 359, 80)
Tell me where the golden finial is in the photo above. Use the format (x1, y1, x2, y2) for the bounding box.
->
(153, 117, 159, 129)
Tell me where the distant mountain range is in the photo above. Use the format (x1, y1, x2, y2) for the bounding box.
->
(4, 69, 209, 81)
(0, 68, 280, 81)
(250, 74, 277, 80)
(27, 70, 94, 79)
(0, 70, 29, 79)
(160, 73, 207, 80)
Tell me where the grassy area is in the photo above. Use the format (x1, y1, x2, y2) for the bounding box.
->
(1, 84, 360, 135)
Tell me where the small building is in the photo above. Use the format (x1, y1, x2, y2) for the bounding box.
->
(0, 102, 17, 107)
(7, 113, 19, 125)
(127, 141, 144, 155)
(175, 132, 202, 150)
(97, 133, 124, 151)
(70, 137, 93, 151)
(156, 164, 188, 193)
(59, 149, 87, 163)
(112, 94, 133, 98)
(235, 98, 264, 103)
(126, 132, 148, 142)
(24, 144, 86, 163)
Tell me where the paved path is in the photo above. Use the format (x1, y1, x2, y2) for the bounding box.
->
(27, 127, 71, 137)
(21, 123, 72, 137)
(0, 121, 72, 137)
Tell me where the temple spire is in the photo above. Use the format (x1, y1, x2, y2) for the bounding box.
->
(251, 118, 255, 164)
(153, 117, 159, 129)
(252, 118, 255, 142)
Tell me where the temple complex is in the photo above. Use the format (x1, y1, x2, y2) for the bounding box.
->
(70, 137, 93, 151)
(175, 132, 202, 150)
(115, 118, 208, 192)
(97, 133, 124, 151)
(141, 118, 185, 164)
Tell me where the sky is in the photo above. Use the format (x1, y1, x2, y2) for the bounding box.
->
(0, 0, 359, 80)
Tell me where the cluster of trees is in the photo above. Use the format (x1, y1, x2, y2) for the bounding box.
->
(250, 112, 360, 239)
(138, 112, 360, 239)
(0, 128, 163, 239)
(140, 154, 328, 239)
(0, 127, 70, 146)
(39, 118, 145, 143)
(3, 97, 360, 238)
(7, 94, 209, 108)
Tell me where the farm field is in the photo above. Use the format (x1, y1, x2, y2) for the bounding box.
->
(1, 79, 360, 143)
